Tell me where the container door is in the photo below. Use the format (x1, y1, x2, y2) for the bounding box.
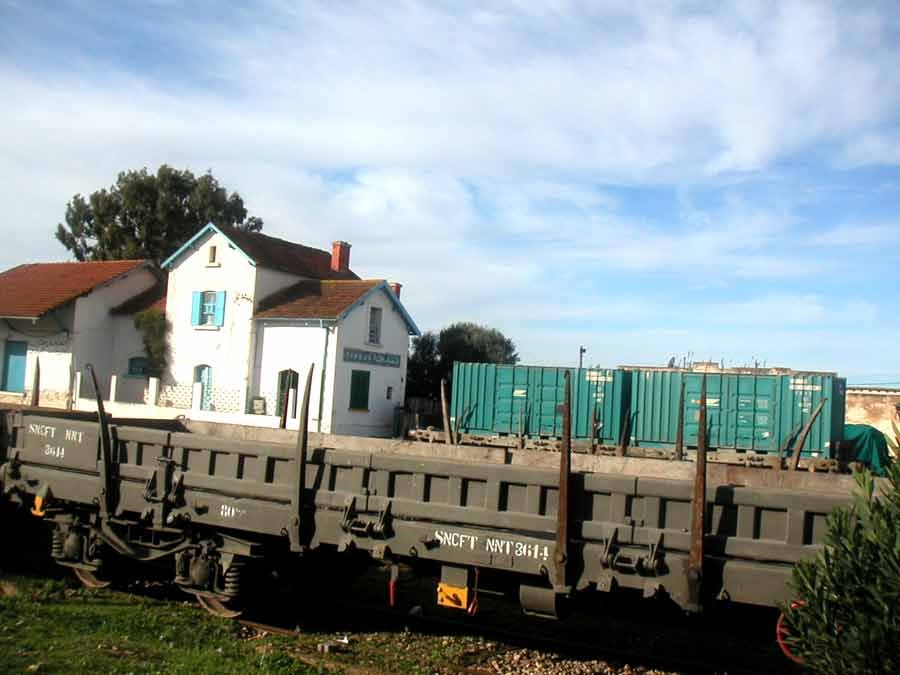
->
(537, 368, 566, 436)
(733, 375, 776, 451)
(1, 340, 27, 393)
(493, 365, 515, 434)
(684, 374, 722, 448)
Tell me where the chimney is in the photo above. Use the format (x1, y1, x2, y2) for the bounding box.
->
(388, 282, 402, 299)
(331, 241, 351, 273)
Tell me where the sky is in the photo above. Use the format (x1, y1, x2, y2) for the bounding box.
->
(2, 1, 900, 383)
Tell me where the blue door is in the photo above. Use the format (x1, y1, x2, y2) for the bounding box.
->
(2, 341, 27, 393)
(194, 365, 213, 411)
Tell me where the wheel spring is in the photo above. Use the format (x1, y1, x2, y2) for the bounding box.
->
(224, 560, 244, 597)
(51, 529, 65, 558)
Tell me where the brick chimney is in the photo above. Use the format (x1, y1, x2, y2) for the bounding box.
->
(388, 282, 402, 299)
(331, 241, 351, 273)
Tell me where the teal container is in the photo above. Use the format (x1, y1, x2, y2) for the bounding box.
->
(450, 362, 630, 445)
(626, 368, 846, 457)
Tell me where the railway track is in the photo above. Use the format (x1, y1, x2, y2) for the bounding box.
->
(227, 564, 797, 675)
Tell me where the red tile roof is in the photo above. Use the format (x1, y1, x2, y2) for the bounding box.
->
(217, 225, 359, 280)
(254, 280, 382, 320)
(0, 260, 148, 319)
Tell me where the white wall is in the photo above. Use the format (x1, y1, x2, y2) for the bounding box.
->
(254, 267, 303, 306)
(331, 287, 410, 437)
(165, 230, 260, 411)
(110, 314, 151, 403)
(0, 311, 74, 405)
(251, 321, 335, 431)
(72, 266, 158, 397)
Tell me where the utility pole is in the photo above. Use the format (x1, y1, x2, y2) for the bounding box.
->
(578, 345, 587, 369)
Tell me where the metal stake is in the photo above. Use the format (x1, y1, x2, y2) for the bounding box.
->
(553, 370, 572, 591)
(686, 374, 707, 612)
(289, 364, 315, 552)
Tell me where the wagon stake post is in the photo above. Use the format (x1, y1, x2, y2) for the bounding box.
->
(553, 370, 572, 592)
(789, 398, 828, 471)
(440, 378, 455, 445)
(289, 363, 315, 553)
(86, 364, 114, 520)
(686, 374, 707, 612)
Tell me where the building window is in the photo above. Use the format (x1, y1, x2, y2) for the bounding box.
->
(386, 385, 393, 400)
(368, 307, 382, 344)
(191, 291, 226, 327)
(208, 246, 218, 264)
(349, 370, 370, 411)
(201, 291, 217, 325)
(127, 357, 150, 377)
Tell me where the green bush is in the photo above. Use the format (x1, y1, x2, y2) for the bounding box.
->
(782, 464, 900, 673)
(133, 307, 170, 376)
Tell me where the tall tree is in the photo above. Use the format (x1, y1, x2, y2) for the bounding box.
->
(55, 165, 263, 264)
(407, 322, 519, 399)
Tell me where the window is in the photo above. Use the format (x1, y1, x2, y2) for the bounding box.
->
(127, 356, 150, 377)
(368, 307, 382, 344)
(200, 291, 217, 325)
(208, 246, 218, 264)
(386, 386, 393, 400)
(191, 291, 226, 327)
(349, 370, 370, 410)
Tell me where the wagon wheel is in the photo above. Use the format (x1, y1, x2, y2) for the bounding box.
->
(192, 591, 243, 619)
(775, 601, 805, 665)
(73, 567, 112, 589)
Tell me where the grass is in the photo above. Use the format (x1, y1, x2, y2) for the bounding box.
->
(0, 575, 325, 674)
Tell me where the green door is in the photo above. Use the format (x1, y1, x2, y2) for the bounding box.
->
(276, 369, 299, 417)
(2, 341, 27, 393)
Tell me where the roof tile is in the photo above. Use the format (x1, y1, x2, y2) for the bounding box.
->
(254, 280, 382, 320)
(217, 225, 359, 280)
(0, 260, 148, 319)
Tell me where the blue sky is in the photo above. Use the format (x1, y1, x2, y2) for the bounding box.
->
(2, 1, 900, 383)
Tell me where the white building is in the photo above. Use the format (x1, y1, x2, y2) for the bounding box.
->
(0, 260, 159, 405)
(160, 223, 419, 436)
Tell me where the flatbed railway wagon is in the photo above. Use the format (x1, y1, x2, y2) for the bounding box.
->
(0, 374, 869, 650)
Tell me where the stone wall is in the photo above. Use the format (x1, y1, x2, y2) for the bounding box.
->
(846, 388, 900, 441)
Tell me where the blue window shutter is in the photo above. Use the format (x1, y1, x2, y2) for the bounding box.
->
(191, 292, 202, 326)
(214, 291, 226, 326)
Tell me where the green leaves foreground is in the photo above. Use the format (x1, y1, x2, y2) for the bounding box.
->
(782, 464, 900, 673)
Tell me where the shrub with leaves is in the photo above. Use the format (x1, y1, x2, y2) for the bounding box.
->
(133, 308, 170, 377)
(781, 464, 900, 673)
(886, 413, 900, 460)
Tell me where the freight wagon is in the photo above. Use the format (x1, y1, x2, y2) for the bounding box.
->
(0, 367, 870, 663)
(443, 362, 846, 466)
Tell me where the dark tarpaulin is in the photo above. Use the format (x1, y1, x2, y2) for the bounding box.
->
(844, 424, 892, 476)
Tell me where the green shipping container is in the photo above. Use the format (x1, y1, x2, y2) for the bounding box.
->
(626, 368, 846, 457)
(450, 362, 630, 445)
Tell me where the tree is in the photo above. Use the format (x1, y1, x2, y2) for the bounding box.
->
(407, 322, 519, 399)
(780, 465, 900, 673)
(55, 165, 263, 264)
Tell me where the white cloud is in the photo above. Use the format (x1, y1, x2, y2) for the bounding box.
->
(812, 223, 900, 247)
(1, 1, 900, 378)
